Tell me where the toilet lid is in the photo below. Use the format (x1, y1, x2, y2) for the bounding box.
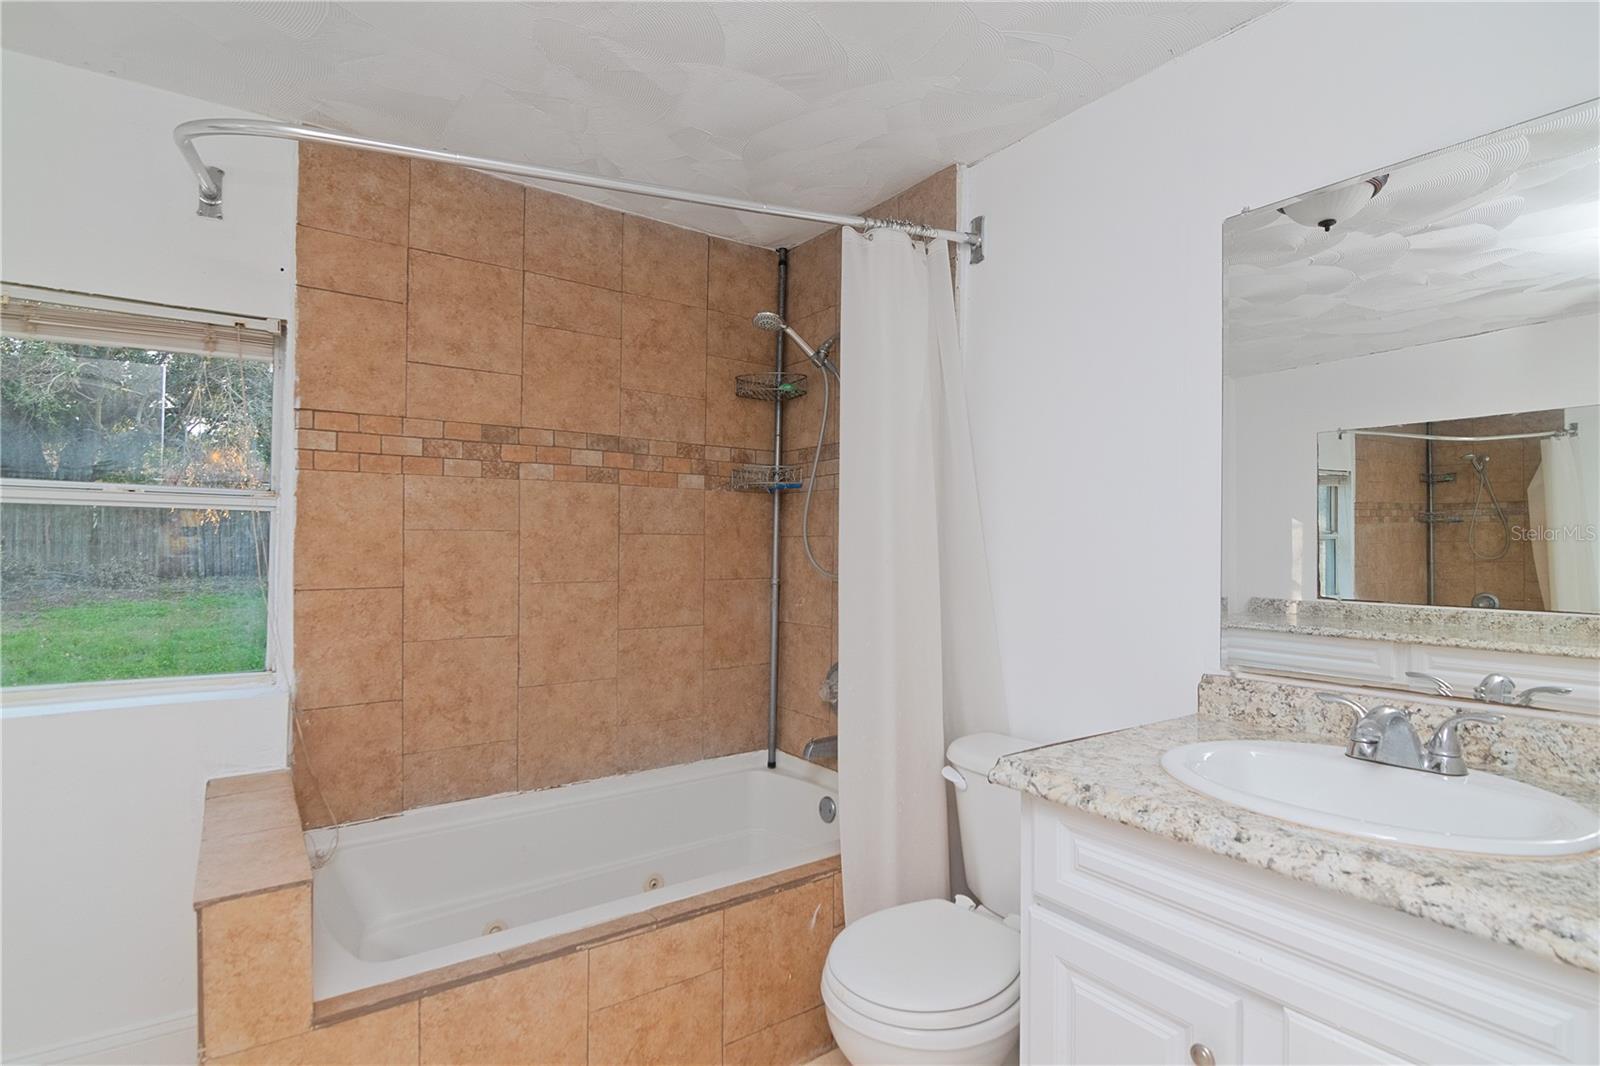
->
(824, 900, 1019, 1023)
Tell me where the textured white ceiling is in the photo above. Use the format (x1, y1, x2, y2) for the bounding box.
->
(1225, 101, 1599, 377)
(1, 1, 1275, 245)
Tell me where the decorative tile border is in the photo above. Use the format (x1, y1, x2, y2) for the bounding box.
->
(295, 408, 775, 489)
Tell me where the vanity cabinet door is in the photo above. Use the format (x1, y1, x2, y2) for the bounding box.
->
(1282, 1011, 1413, 1065)
(1026, 905, 1247, 1065)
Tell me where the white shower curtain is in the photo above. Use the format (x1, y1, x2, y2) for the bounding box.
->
(837, 228, 1008, 922)
(1528, 435, 1600, 613)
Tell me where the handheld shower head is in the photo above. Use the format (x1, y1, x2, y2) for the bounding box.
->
(752, 311, 785, 333)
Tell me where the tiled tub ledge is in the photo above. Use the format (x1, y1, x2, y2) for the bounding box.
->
(991, 703, 1600, 973)
(194, 772, 844, 1065)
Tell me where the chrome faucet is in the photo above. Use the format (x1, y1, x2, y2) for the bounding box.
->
(802, 735, 837, 761)
(1405, 671, 1571, 707)
(1316, 692, 1503, 777)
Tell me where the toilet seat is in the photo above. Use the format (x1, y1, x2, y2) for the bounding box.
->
(823, 899, 1020, 1031)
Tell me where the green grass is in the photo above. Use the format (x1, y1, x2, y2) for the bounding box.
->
(0, 590, 266, 687)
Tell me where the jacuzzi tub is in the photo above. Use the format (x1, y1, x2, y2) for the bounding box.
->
(307, 751, 839, 998)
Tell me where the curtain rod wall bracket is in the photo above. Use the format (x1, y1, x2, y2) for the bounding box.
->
(196, 167, 224, 219)
(173, 118, 987, 263)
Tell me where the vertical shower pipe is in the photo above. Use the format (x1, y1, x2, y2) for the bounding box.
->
(767, 250, 789, 768)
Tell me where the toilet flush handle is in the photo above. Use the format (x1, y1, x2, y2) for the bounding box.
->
(941, 766, 967, 791)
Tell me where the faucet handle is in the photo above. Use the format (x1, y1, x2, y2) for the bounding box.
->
(1424, 711, 1504, 776)
(1405, 671, 1454, 697)
(1316, 691, 1368, 719)
(1514, 685, 1572, 706)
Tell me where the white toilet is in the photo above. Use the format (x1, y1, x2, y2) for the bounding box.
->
(822, 733, 1031, 1065)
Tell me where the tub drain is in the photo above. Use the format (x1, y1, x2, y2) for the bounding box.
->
(482, 919, 507, 936)
(643, 874, 663, 891)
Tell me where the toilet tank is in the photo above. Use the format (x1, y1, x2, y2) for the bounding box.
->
(946, 733, 1033, 918)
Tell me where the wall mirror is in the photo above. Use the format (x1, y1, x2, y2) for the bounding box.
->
(1221, 100, 1600, 713)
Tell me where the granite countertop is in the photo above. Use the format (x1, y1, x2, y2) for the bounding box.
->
(992, 715, 1600, 972)
(1224, 598, 1600, 659)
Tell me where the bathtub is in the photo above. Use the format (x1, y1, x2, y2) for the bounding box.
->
(307, 751, 839, 999)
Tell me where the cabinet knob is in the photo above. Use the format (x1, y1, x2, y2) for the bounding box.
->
(1189, 1043, 1215, 1066)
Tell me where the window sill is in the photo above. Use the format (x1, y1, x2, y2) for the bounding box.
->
(0, 671, 283, 719)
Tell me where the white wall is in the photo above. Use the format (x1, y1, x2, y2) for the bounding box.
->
(1229, 315, 1600, 605)
(1, 53, 296, 1064)
(0, 50, 296, 317)
(961, 2, 1600, 742)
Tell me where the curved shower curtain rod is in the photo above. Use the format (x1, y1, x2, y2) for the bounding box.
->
(173, 118, 986, 263)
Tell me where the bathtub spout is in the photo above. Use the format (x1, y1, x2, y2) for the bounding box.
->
(802, 735, 837, 762)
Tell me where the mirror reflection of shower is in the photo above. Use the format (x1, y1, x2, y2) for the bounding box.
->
(753, 312, 840, 581)
(1461, 452, 1511, 561)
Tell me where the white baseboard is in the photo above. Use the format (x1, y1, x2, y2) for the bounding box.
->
(5, 1012, 195, 1066)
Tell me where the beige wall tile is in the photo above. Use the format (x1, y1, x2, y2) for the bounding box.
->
(706, 356, 776, 451)
(618, 718, 703, 774)
(420, 951, 587, 1065)
(777, 622, 834, 715)
(832, 874, 844, 927)
(295, 588, 402, 709)
(518, 678, 620, 789)
(410, 159, 523, 269)
(296, 287, 406, 416)
(622, 295, 708, 398)
(618, 626, 702, 721)
(404, 475, 519, 531)
(706, 579, 770, 669)
(588, 969, 722, 1066)
(521, 480, 619, 582)
(779, 488, 836, 539)
(723, 877, 834, 1041)
(785, 229, 840, 323)
(199, 886, 312, 1057)
(407, 249, 522, 375)
(526, 187, 623, 290)
(525, 272, 622, 337)
(708, 239, 775, 319)
(870, 165, 959, 231)
(293, 702, 402, 826)
(619, 486, 704, 535)
(213, 1003, 419, 1065)
(619, 534, 704, 628)
(621, 390, 704, 444)
(402, 741, 517, 808)
(523, 325, 622, 434)
(706, 490, 772, 580)
(724, 1005, 833, 1066)
(519, 580, 619, 686)
(708, 308, 774, 365)
(589, 912, 722, 1011)
(403, 530, 518, 641)
(406, 362, 522, 425)
(298, 142, 408, 244)
(402, 636, 518, 752)
(622, 216, 708, 308)
(779, 538, 834, 627)
(704, 664, 768, 758)
(294, 470, 403, 590)
(296, 226, 406, 303)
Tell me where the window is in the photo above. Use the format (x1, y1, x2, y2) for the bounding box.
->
(1, 286, 282, 689)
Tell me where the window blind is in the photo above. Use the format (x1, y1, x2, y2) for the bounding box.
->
(0, 290, 279, 361)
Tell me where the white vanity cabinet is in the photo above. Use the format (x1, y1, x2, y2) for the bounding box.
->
(1020, 799, 1600, 1065)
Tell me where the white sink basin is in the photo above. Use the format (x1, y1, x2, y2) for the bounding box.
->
(1161, 740, 1600, 857)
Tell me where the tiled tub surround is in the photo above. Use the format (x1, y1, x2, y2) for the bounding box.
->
(1226, 596, 1600, 659)
(291, 142, 789, 826)
(991, 673, 1600, 971)
(197, 770, 845, 1064)
(311, 753, 838, 998)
